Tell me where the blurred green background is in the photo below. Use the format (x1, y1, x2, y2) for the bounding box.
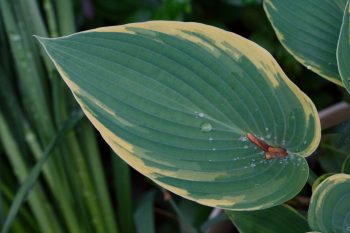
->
(0, 1, 349, 233)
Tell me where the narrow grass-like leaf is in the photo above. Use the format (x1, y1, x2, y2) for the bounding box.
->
(134, 191, 156, 233)
(79, 124, 120, 233)
(337, 0, 350, 92)
(308, 174, 350, 233)
(227, 205, 310, 233)
(1, 6, 80, 230)
(0, 0, 54, 139)
(165, 192, 197, 233)
(56, 0, 76, 35)
(0, 110, 84, 233)
(264, 0, 347, 86)
(0, 183, 38, 233)
(37, 21, 321, 210)
(113, 154, 134, 233)
(62, 127, 110, 233)
(0, 111, 61, 233)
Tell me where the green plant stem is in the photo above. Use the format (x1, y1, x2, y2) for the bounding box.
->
(67, 130, 108, 233)
(43, 0, 59, 37)
(56, 0, 76, 35)
(80, 126, 120, 233)
(113, 155, 134, 233)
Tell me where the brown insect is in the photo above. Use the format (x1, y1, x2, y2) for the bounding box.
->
(246, 133, 288, 160)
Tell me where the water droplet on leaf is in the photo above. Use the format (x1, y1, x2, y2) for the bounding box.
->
(200, 122, 213, 132)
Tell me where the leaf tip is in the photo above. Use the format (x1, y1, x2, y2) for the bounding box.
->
(33, 35, 54, 48)
(33, 35, 59, 63)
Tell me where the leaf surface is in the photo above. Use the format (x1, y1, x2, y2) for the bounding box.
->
(308, 174, 350, 233)
(264, 0, 347, 86)
(337, 0, 350, 91)
(37, 21, 320, 210)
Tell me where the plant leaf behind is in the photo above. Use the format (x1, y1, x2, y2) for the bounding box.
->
(227, 204, 310, 233)
(308, 174, 350, 233)
(37, 21, 321, 210)
(337, 0, 350, 92)
(264, 0, 347, 86)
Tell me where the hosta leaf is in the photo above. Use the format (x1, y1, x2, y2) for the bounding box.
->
(37, 21, 320, 210)
(337, 0, 350, 91)
(264, 0, 347, 86)
(308, 174, 350, 233)
(227, 205, 310, 233)
(311, 173, 336, 192)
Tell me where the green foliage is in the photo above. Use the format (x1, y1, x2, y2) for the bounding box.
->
(1, 111, 84, 233)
